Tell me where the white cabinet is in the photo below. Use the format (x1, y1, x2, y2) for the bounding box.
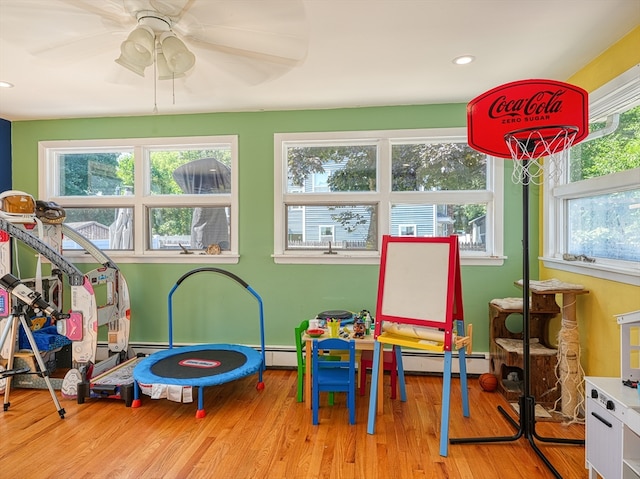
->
(585, 377, 640, 479)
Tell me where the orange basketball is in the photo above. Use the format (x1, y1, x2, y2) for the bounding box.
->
(479, 373, 498, 392)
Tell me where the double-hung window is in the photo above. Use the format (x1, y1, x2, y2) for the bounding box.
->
(274, 128, 504, 265)
(39, 136, 239, 263)
(543, 65, 640, 284)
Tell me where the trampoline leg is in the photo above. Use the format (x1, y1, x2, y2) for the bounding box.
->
(131, 381, 141, 408)
(196, 386, 206, 418)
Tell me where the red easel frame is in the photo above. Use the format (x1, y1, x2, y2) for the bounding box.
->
(374, 235, 464, 351)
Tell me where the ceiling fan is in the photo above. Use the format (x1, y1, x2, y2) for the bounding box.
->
(0, 0, 309, 84)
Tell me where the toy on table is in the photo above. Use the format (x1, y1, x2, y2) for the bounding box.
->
(316, 310, 353, 328)
(326, 318, 341, 338)
(353, 318, 366, 338)
(355, 309, 373, 335)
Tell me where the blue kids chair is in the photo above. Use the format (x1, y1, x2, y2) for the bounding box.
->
(312, 337, 356, 425)
(295, 319, 339, 404)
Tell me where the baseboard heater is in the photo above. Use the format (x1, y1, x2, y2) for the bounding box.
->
(98, 342, 489, 375)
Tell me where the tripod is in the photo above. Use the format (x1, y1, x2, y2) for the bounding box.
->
(449, 159, 583, 479)
(0, 302, 66, 419)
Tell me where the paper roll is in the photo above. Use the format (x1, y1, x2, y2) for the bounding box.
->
(382, 322, 447, 343)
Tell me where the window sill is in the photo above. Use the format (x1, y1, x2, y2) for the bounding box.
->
(272, 253, 379, 265)
(63, 252, 240, 265)
(541, 256, 640, 286)
(272, 253, 505, 266)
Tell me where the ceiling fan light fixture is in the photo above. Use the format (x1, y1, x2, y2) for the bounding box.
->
(157, 51, 185, 80)
(115, 54, 147, 77)
(120, 24, 156, 68)
(160, 32, 195, 74)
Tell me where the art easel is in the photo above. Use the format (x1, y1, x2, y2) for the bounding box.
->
(366, 235, 471, 456)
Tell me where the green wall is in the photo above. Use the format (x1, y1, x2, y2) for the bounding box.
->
(10, 104, 535, 351)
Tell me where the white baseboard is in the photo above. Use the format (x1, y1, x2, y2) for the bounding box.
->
(98, 342, 489, 375)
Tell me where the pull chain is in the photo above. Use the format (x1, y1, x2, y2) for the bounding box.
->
(153, 48, 158, 114)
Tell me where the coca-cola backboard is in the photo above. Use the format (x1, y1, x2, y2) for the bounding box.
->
(467, 79, 589, 159)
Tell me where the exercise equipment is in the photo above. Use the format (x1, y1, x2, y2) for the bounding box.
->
(132, 267, 266, 418)
(1, 201, 134, 405)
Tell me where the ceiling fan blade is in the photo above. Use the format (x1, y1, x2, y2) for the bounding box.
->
(0, 0, 131, 62)
(184, 25, 307, 65)
(177, 0, 308, 64)
(150, 0, 192, 18)
(185, 32, 304, 70)
(31, 31, 127, 64)
(189, 45, 301, 85)
(59, 0, 133, 26)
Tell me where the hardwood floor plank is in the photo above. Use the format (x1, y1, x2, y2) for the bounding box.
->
(0, 370, 587, 478)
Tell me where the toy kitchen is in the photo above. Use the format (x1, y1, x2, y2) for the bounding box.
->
(586, 310, 640, 479)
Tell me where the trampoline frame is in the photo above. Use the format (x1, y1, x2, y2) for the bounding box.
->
(132, 268, 266, 417)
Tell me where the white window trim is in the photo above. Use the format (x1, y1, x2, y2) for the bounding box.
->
(542, 64, 640, 285)
(273, 128, 504, 265)
(38, 136, 239, 264)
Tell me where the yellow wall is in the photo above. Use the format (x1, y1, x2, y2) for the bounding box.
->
(540, 26, 640, 377)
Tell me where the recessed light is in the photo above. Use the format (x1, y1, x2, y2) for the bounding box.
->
(453, 55, 475, 65)
(0, 81, 14, 88)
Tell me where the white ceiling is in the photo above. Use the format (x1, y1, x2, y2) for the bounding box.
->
(0, 0, 638, 121)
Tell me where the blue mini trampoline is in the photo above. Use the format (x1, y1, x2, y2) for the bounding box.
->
(132, 268, 266, 418)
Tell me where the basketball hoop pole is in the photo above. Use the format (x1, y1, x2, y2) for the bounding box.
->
(451, 140, 583, 479)
(517, 157, 584, 468)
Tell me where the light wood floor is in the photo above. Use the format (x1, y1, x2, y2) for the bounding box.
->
(0, 370, 587, 479)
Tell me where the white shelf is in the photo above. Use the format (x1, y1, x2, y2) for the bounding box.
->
(622, 459, 640, 479)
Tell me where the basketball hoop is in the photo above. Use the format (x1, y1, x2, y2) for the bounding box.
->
(454, 79, 590, 476)
(505, 125, 579, 185)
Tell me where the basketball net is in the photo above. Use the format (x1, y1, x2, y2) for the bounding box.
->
(505, 126, 579, 185)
